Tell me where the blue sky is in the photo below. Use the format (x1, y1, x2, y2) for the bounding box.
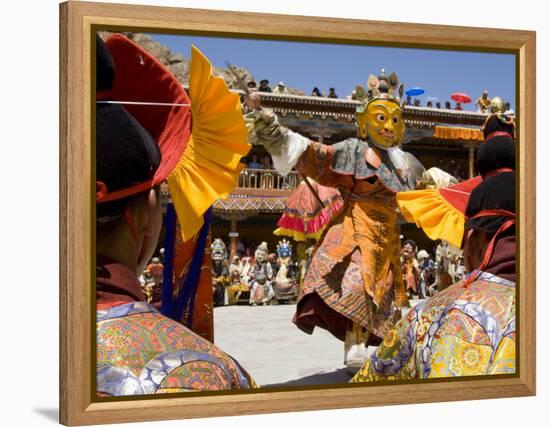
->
(150, 33, 516, 111)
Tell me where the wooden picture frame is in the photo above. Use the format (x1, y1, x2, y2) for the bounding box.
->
(59, 1, 536, 425)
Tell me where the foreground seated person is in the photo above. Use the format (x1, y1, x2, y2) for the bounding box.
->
(351, 172, 515, 381)
(95, 35, 255, 395)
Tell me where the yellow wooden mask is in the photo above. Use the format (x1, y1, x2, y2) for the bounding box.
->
(357, 99, 404, 148)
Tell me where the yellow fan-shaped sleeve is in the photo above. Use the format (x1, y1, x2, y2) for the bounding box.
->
(168, 46, 251, 241)
(396, 189, 465, 248)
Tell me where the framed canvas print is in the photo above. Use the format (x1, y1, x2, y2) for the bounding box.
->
(59, 1, 536, 425)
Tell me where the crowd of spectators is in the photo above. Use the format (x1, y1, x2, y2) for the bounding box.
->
(245, 153, 273, 170)
(243, 77, 343, 99)
(245, 78, 513, 116)
(404, 96, 464, 110)
(400, 239, 466, 300)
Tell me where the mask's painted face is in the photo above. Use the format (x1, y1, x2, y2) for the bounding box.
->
(357, 99, 404, 148)
(211, 239, 227, 262)
(212, 250, 225, 262)
(255, 248, 267, 263)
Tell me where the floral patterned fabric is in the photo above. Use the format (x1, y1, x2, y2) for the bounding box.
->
(293, 141, 409, 342)
(97, 302, 256, 396)
(350, 271, 515, 382)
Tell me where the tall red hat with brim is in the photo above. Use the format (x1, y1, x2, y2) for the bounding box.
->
(96, 34, 250, 241)
(100, 34, 192, 185)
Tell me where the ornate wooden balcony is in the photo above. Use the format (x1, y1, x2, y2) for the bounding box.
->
(238, 168, 299, 191)
(212, 168, 299, 218)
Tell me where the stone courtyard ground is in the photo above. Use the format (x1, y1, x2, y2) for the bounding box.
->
(214, 303, 358, 387)
(213, 300, 422, 387)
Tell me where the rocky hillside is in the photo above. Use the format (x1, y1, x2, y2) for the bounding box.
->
(98, 32, 304, 95)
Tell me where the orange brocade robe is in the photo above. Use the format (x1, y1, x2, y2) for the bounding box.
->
(293, 141, 410, 342)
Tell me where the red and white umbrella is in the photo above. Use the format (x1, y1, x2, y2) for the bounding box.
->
(451, 92, 472, 104)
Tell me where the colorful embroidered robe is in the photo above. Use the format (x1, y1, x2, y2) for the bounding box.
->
(97, 302, 256, 396)
(350, 271, 515, 382)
